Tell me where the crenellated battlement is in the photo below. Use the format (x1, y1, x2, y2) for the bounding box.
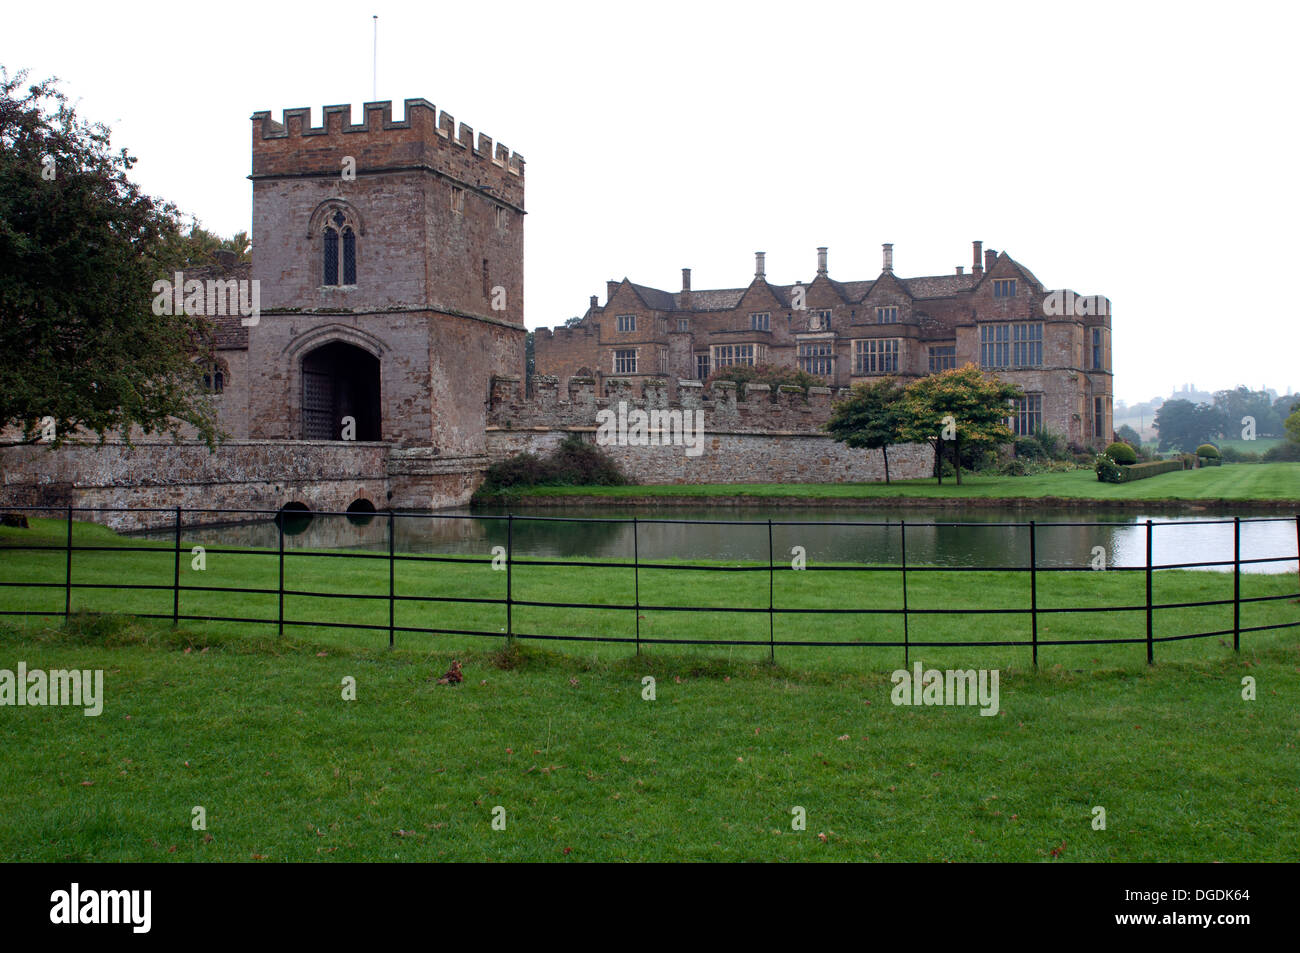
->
(251, 98, 524, 206)
(488, 376, 845, 433)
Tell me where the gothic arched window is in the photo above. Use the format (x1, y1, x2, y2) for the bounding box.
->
(321, 207, 358, 287)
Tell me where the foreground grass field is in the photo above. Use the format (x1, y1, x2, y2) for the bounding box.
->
(1, 617, 1298, 862)
(499, 461, 1300, 503)
(1, 517, 1297, 860)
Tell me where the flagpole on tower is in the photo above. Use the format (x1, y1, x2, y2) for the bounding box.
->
(372, 15, 378, 101)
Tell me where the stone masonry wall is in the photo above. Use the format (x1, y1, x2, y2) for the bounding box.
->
(487, 375, 933, 484)
(0, 441, 391, 531)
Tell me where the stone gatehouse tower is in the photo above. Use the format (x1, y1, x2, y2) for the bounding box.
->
(237, 98, 527, 506)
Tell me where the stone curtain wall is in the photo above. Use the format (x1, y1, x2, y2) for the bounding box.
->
(487, 375, 933, 484)
(487, 428, 931, 485)
(0, 441, 391, 531)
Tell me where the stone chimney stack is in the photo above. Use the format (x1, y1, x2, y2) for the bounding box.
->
(589, 294, 598, 310)
(956, 266, 964, 275)
(882, 243, 894, 274)
(985, 247, 997, 273)
(816, 246, 828, 276)
(606, 279, 618, 302)
(755, 251, 766, 279)
(681, 268, 691, 291)
(972, 241, 984, 276)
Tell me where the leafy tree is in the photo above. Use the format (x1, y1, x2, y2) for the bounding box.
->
(1210, 386, 1281, 439)
(1286, 406, 1300, 445)
(1115, 423, 1141, 447)
(1154, 399, 1216, 452)
(899, 364, 1021, 485)
(825, 378, 906, 483)
(0, 70, 219, 448)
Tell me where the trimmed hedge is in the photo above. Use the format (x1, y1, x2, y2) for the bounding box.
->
(1116, 460, 1185, 483)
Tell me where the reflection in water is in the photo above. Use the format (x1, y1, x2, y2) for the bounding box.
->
(130, 506, 1300, 574)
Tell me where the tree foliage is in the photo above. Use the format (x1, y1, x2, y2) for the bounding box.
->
(898, 364, 1020, 485)
(824, 378, 906, 483)
(0, 70, 219, 448)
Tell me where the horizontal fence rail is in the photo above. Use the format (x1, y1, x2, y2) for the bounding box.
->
(0, 505, 1296, 666)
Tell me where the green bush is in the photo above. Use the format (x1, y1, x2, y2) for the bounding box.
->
(476, 435, 629, 499)
(1014, 436, 1046, 460)
(1196, 444, 1221, 459)
(706, 363, 824, 399)
(1262, 441, 1300, 462)
(1095, 454, 1123, 483)
(1104, 441, 1138, 465)
(1219, 447, 1261, 463)
(1031, 428, 1067, 460)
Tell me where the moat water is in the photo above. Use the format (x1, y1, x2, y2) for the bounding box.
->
(133, 504, 1300, 574)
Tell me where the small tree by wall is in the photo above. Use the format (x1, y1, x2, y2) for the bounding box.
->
(900, 365, 1021, 485)
(825, 378, 906, 483)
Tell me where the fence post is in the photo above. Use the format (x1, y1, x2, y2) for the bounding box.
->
(388, 509, 395, 649)
(1233, 516, 1241, 653)
(505, 513, 513, 643)
(172, 506, 181, 627)
(1029, 519, 1038, 668)
(277, 514, 285, 637)
(633, 517, 640, 656)
(1145, 519, 1154, 665)
(767, 518, 775, 664)
(64, 505, 73, 620)
(900, 519, 909, 669)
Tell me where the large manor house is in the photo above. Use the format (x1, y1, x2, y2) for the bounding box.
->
(536, 242, 1114, 446)
(2, 96, 1114, 522)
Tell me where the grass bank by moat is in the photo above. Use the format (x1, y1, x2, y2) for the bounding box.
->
(2, 511, 1297, 861)
(480, 463, 1300, 508)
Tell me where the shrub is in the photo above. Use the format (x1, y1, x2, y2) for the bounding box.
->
(1263, 441, 1300, 462)
(1196, 444, 1221, 459)
(706, 363, 824, 400)
(476, 435, 629, 499)
(549, 434, 627, 486)
(1104, 441, 1138, 465)
(1014, 437, 1045, 460)
(1095, 453, 1123, 483)
(999, 458, 1033, 477)
(1219, 447, 1261, 463)
(1032, 428, 1067, 460)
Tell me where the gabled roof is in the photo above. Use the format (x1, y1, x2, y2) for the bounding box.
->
(626, 281, 678, 312)
(904, 273, 980, 299)
(678, 287, 747, 311)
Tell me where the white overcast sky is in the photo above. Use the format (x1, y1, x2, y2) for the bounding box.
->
(5, 0, 1297, 404)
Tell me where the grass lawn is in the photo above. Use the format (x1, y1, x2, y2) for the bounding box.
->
(1, 618, 1298, 862)
(496, 461, 1300, 503)
(2, 518, 1297, 861)
(1215, 437, 1285, 454)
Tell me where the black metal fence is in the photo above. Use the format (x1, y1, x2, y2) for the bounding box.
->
(1, 505, 1297, 666)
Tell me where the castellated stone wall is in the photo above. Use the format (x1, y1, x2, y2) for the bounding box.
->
(486, 375, 933, 484)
